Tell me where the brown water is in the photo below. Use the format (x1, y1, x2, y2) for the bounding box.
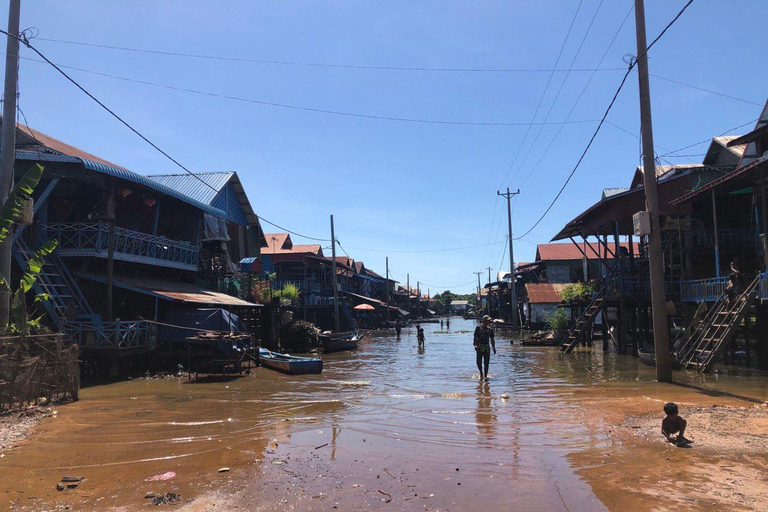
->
(2, 317, 767, 511)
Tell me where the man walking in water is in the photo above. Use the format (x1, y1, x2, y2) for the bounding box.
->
(395, 319, 402, 339)
(474, 315, 496, 381)
(417, 325, 425, 348)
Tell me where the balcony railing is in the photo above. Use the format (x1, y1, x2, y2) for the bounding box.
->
(606, 275, 680, 298)
(680, 277, 729, 302)
(271, 280, 308, 291)
(692, 228, 754, 246)
(42, 222, 199, 271)
(63, 320, 156, 350)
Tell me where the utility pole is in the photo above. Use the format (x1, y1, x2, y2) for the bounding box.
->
(487, 267, 492, 285)
(0, 0, 21, 324)
(417, 281, 420, 297)
(634, 0, 672, 383)
(330, 215, 340, 332)
(385, 256, 390, 323)
(473, 271, 482, 296)
(497, 188, 520, 327)
(407, 273, 409, 294)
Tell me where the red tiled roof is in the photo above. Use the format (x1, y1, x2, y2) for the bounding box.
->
(262, 232, 323, 256)
(525, 283, 569, 304)
(536, 242, 638, 262)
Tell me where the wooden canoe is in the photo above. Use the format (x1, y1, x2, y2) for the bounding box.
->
(258, 348, 323, 375)
(320, 331, 365, 353)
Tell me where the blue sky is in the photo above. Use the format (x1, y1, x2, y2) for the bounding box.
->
(8, 1, 768, 294)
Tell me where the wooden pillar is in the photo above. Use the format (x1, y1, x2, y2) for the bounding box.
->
(601, 302, 609, 351)
(756, 303, 768, 370)
(106, 182, 116, 322)
(761, 172, 768, 269)
(712, 189, 721, 277)
(303, 264, 308, 322)
(618, 298, 627, 354)
(151, 199, 161, 235)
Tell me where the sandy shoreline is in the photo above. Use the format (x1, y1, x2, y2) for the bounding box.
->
(0, 407, 57, 456)
(568, 383, 768, 511)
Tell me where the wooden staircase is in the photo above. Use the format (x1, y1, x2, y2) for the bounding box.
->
(675, 276, 759, 372)
(560, 292, 604, 354)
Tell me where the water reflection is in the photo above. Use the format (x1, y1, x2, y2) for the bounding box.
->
(475, 380, 496, 446)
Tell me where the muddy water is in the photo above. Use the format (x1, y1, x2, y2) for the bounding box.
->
(2, 318, 767, 511)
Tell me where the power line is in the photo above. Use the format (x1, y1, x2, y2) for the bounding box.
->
(7, 30, 330, 243)
(514, 0, 696, 241)
(35, 36, 626, 73)
(650, 74, 763, 107)
(517, 2, 635, 188)
(510, 0, 608, 188)
(658, 118, 758, 157)
(496, 0, 586, 188)
(16, 55, 602, 128)
(345, 240, 505, 254)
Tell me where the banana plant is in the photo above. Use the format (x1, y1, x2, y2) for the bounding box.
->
(0, 163, 59, 332)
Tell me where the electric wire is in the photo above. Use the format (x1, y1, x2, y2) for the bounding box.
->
(510, 0, 608, 188)
(5, 30, 331, 243)
(16, 55, 601, 127)
(513, 0, 696, 241)
(35, 36, 626, 73)
(650, 74, 763, 107)
(658, 118, 758, 157)
(517, 2, 635, 188)
(496, 0, 585, 188)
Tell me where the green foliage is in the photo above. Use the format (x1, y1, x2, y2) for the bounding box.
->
(275, 283, 300, 302)
(560, 282, 594, 304)
(0, 164, 44, 290)
(0, 164, 56, 332)
(11, 239, 58, 331)
(547, 308, 570, 332)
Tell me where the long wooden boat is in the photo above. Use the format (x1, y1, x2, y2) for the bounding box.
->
(319, 331, 365, 353)
(258, 348, 323, 375)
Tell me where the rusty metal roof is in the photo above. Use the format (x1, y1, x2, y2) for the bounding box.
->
(76, 273, 259, 307)
(525, 283, 569, 304)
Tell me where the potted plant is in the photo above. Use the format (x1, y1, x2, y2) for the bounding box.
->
(547, 308, 570, 342)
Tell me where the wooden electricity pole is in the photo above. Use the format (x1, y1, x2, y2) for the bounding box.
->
(0, 0, 21, 324)
(497, 188, 520, 327)
(635, 0, 672, 382)
(330, 215, 340, 332)
(385, 256, 390, 323)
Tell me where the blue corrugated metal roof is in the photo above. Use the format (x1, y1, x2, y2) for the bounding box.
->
(79, 159, 227, 218)
(147, 171, 255, 226)
(212, 182, 249, 226)
(145, 172, 234, 205)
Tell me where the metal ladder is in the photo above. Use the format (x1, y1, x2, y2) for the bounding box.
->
(676, 276, 758, 372)
(12, 237, 94, 328)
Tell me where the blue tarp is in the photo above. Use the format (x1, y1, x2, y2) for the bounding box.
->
(158, 308, 248, 355)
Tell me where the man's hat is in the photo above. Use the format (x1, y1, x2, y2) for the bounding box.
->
(482, 315, 491, 321)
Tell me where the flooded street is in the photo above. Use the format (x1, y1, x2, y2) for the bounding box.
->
(3, 317, 768, 511)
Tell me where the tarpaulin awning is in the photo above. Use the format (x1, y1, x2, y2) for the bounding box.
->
(76, 272, 260, 307)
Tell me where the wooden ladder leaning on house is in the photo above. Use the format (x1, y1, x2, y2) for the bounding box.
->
(675, 275, 759, 373)
(560, 285, 608, 354)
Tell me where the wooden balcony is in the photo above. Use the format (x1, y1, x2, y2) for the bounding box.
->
(42, 222, 199, 271)
(63, 319, 156, 351)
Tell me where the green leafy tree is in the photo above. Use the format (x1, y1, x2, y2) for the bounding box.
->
(560, 282, 594, 304)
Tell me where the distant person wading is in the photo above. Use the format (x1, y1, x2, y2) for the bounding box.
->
(474, 315, 496, 381)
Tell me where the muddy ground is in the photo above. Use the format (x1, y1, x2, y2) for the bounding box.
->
(2, 320, 767, 511)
